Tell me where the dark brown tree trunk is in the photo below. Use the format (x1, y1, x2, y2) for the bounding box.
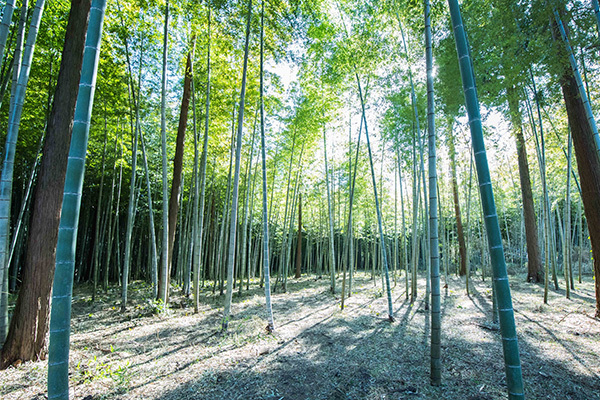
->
(158, 51, 192, 300)
(295, 192, 302, 278)
(507, 86, 543, 283)
(448, 125, 467, 276)
(551, 17, 600, 317)
(0, 0, 90, 368)
(563, 90, 600, 316)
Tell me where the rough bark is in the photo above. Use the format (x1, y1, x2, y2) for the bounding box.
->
(1, 0, 90, 368)
(557, 57, 600, 318)
(447, 126, 467, 276)
(550, 13, 600, 317)
(159, 51, 192, 300)
(506, 86, 543, 283)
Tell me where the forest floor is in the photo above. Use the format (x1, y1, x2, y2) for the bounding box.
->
(2, 270, 600, 400)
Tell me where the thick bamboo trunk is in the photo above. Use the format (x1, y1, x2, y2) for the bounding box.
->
(48, 3, 105, 394)
(426, 0, 441, 384)
(448, 1, 524, 396)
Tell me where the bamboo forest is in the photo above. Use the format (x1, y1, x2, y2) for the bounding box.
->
(0, 0, 600, 399)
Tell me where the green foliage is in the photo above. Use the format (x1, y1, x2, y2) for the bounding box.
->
(74, 356, 131, 390)
(1, 0, 595, 319)
(147, 298, 168, 314)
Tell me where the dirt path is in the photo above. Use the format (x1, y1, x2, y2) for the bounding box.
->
(2, 272, 599, 400)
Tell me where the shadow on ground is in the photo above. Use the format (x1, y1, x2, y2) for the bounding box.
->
(95, 276, 599, 400)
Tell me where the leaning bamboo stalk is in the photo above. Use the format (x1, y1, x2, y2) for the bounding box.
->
(448, 1, 524, 397)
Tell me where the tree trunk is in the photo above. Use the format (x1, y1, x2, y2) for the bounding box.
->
(425, 0, 441, 385)
(47, 2, 105, 396)
(397, 148, 408, 300)
(92, 114, 108, 301)
(506, 86, 543, 283)
(448, 1, 524, 397)
(283, 147, 303, 292)
(158, 0, 170, 305)
(553, 35, 600, 318)
(594, 0, 600, 40)
(447, 125, 467, 276)
(119, 15, 145, 311)
(323, 126, 336, 294)
(239, 116, 257, 294)
(411, 138, 420, 301)
(526, 74, 554, 302)
(0, 1, 15, 69)
(295, 193, 302, 278)
(275, 132, 296, 292)
(121, 102, 138, 311)
(0, 0, 43, 346)
(222, 0, 252, 331)
(215, 108, 236, 295)
(578, 200, 582, 284)
(564, 131, 573, 295)
(160, 50, 192, 301)
(259, 0, 274, 332)
(1, 0, 89, 368)
(342, 115, 361, 307)
(356, 74, 394, 321)
(193, 6, 211, 313)
(104, 132, 123, 291)
(139, 122, 158, 297)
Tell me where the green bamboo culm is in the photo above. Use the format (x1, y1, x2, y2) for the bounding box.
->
(425, 0, 441, 386)
(0, 0, 46, 345)
(159, 0, 170, 304)
(194, 4, 211, 313)
(259, 0, 274, 332)
(323, 124, 336, 294)
(48, 1, 106, 398)
(356, 74, 394, 322)
(0, 0, 15, 68)
(554, 11, 600, 158)
(447, 1, 525, 399)
(592, 0, 600, 40)
(222, 0, 252, 330)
